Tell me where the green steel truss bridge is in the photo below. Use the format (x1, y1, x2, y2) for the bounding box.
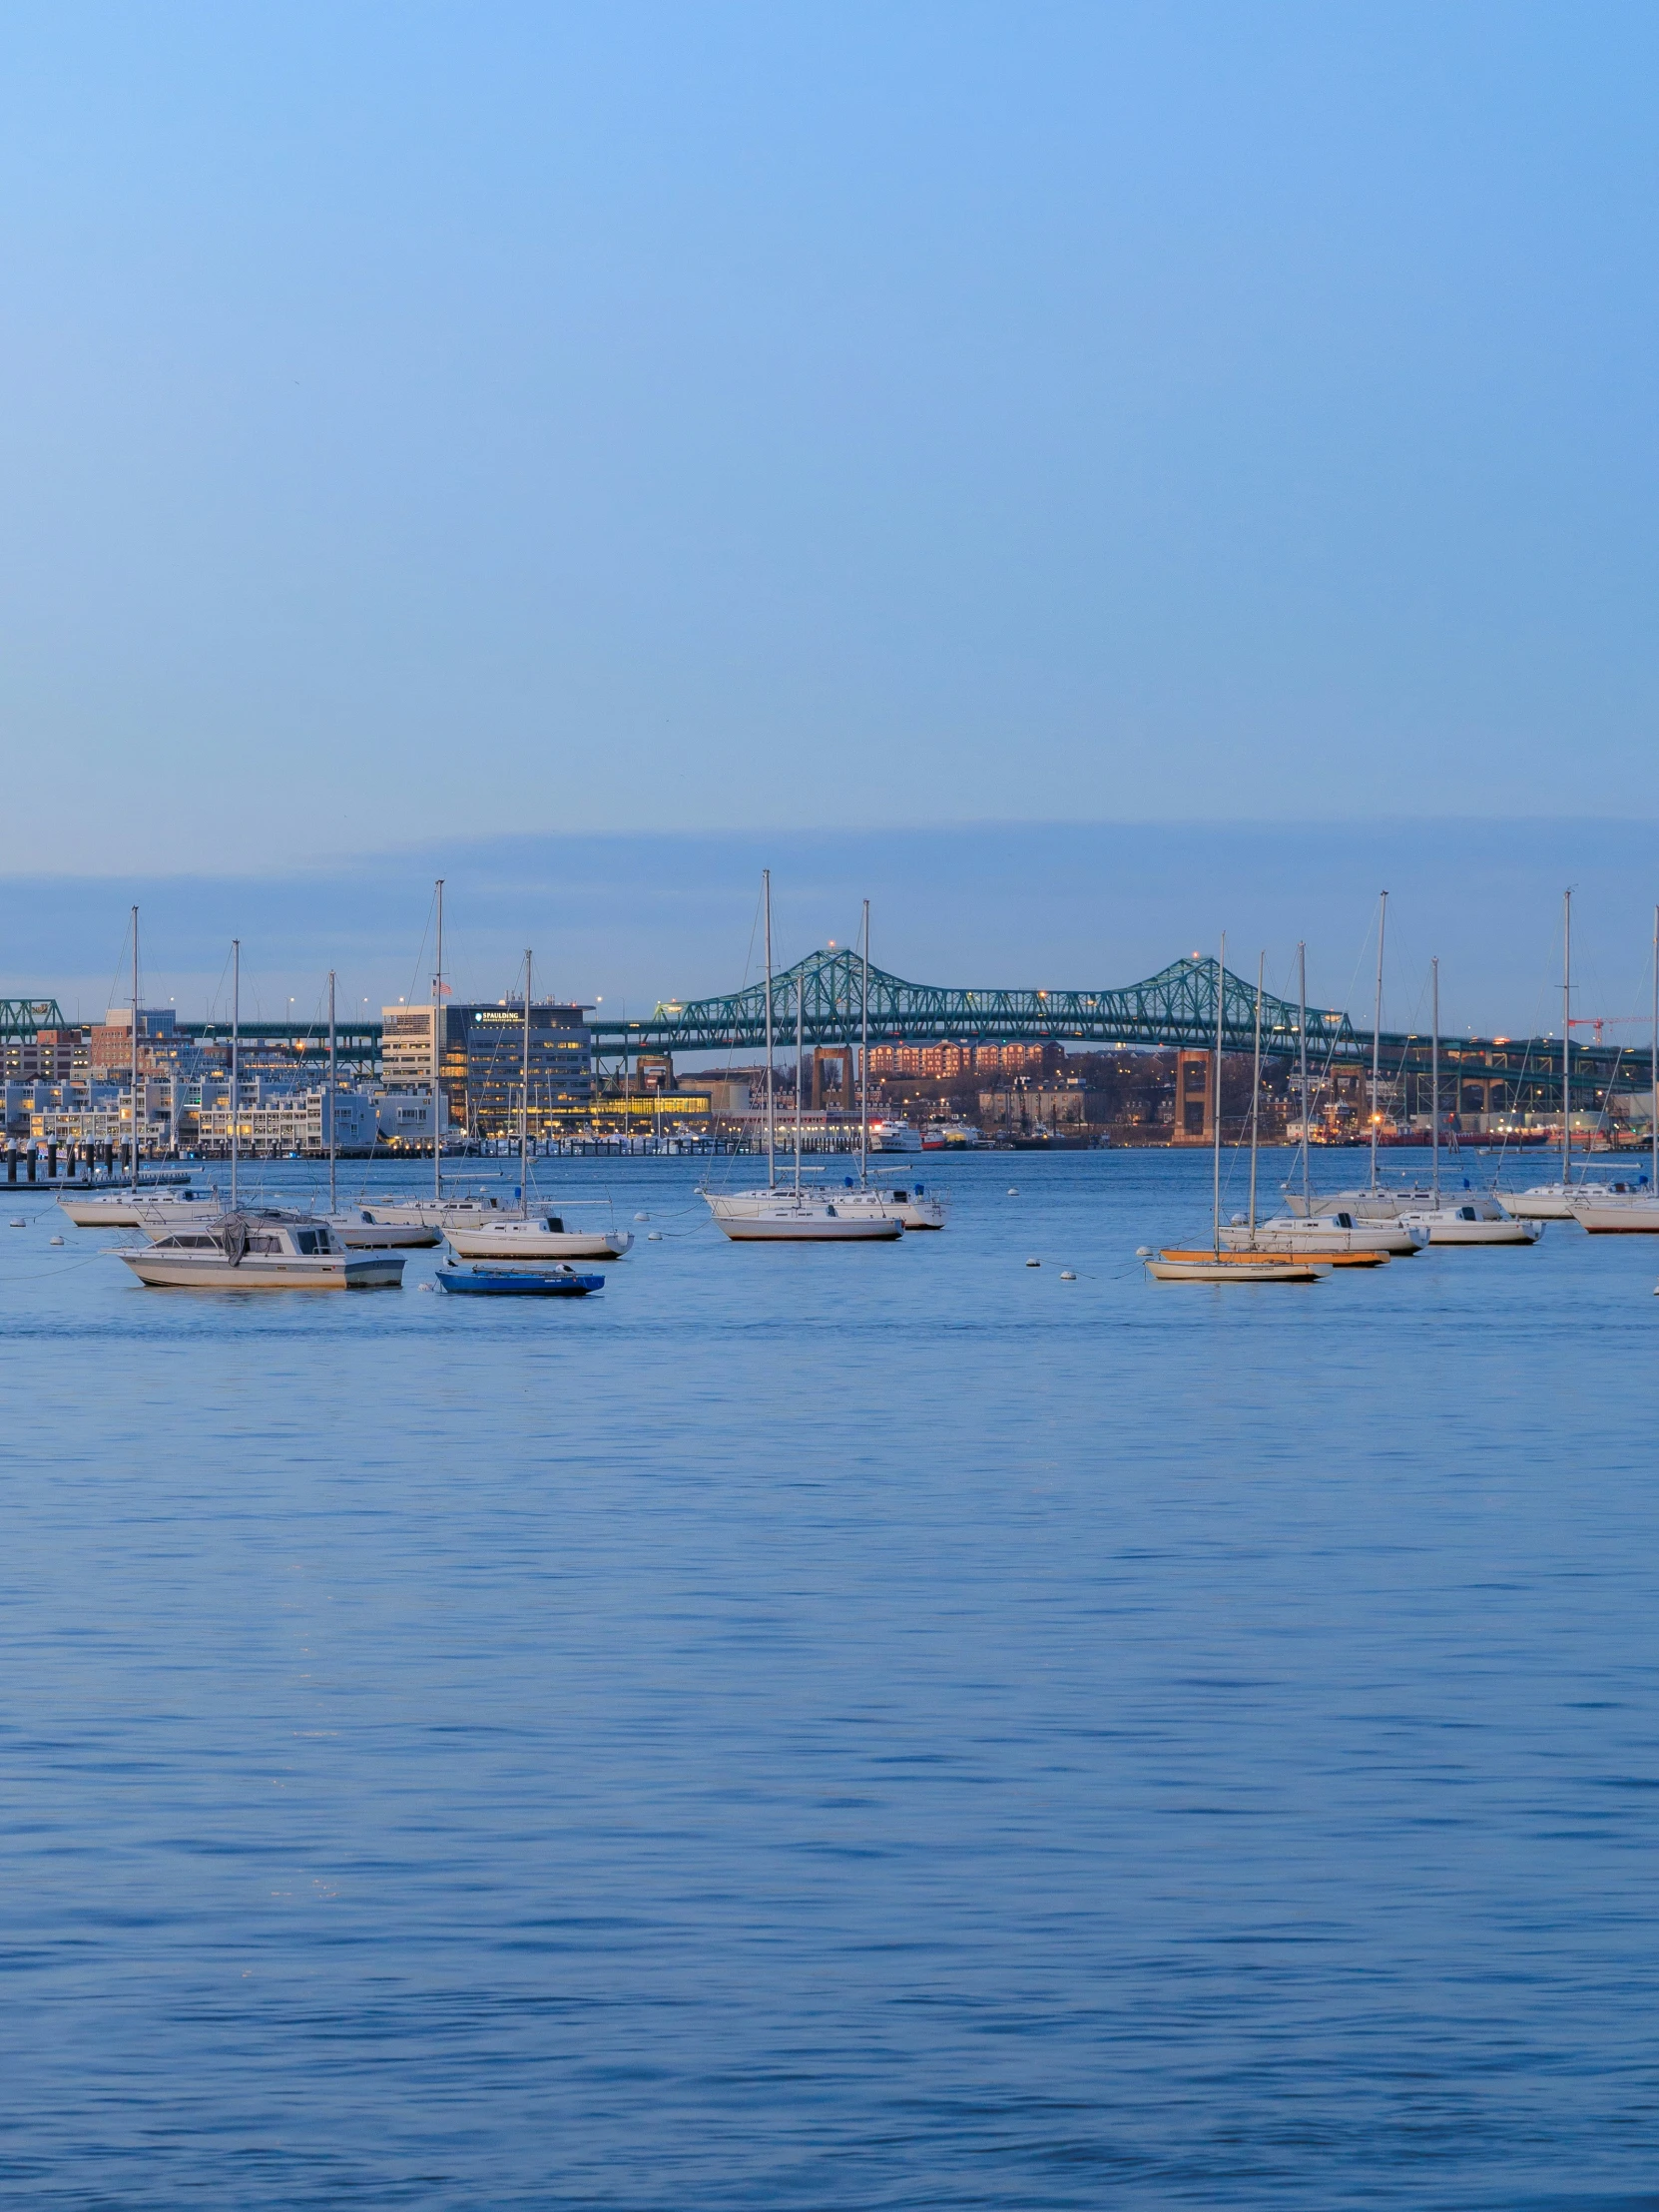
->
(4, 959, 1643, 1114)
(593, 951, 1356, 1058)
(1, 997, 66, 1038)
(590, 949, 1637, 1117)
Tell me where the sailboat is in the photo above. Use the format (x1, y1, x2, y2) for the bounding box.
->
(704, 877, 902, 1243)
(1397, 957, 1540, 1245)
(1506, 892, 1593, 1220)
(734, 901, 943, 1232)
(1570, 904, 1659, 1232)
(1215, 947, 1413, 1263)
(1142, 939, 1328, 1283)
(445, 950, 634, 1261)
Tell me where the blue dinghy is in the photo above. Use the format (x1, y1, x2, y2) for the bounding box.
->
(436, 1260, 605, 1297)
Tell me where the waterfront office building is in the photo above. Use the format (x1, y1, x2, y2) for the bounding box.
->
(380, 1000, 594, 1141)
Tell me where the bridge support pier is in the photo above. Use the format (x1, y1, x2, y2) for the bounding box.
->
(1173, 1050, 1214, 1145)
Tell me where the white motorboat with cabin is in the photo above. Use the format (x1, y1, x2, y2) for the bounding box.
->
(115, 1212, 405, 1289)
(704, 880, 907, 1246)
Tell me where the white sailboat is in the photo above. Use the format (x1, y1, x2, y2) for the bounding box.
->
(61, 1189, 214, 1230)
(1508, 891, 1585, 1220)
(1572, 904, 1659, 1233)
(704, 876, 902, 1243)
(445, 950, 634, 1261)
(1396, 958, 1541, 1246)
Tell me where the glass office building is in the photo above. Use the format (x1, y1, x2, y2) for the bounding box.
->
(382, 1000, 593, 1140)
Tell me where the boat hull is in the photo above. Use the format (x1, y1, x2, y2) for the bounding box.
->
(1504, 1188, 1581, 1219)
(116, 1249, 405, 1289)
(437, 1264, 604, 1296)
(360, 1199, 507, 1228)
(61, 1196, 157, 1228)
(1221, 1225, 1418, 1256)
(1571, 1201, 1659, 1234)
(445, 1225, 634, 1260)
(1404, 1219, 1541, 1245)
(1145, 1253, 1327, 1282)
(714, 1211, 901, 1241)
(706, 1185, 941, 1230)
(322, 1212, 443, 1248)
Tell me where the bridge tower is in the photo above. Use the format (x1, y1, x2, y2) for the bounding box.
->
(810, 1045, 855, 1112)
(1172, 1049, 1214, 1145)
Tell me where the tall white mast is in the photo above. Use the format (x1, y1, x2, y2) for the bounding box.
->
(1652, 902, 1657, 1200)
(795, 973, 804, 1197)
(763, 870, 776, 1190)
(130, 904, 139, 1193)
(1430, 955, 1439, 1204)
(433, 877, 443, 1204)
(520, 948, 532, 1217)
(230, 938, 240, 1212)
(327, 968, 337, 1215)
(859, 898, 870, 1188)
(1562, 888, 1572, 1190)
(1212, 934, 1226, 1252)
(1370, 890, 1387, 1192)
(1298, 940, 1311, 1213)
(1248, 950, 1264, 1238)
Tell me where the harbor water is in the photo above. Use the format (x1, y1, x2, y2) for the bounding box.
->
(3, 1146, 1658, 2208)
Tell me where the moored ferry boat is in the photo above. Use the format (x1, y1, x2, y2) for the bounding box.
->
(867, 1118, 921, 1152)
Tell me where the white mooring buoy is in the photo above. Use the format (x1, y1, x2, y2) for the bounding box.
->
(1026, 1257, 1040, 1268)
(647, 1232, 662, 1241)
(1060, 1270, 1076, 1280)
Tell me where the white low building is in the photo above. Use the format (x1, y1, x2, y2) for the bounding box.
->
(195, 1087, 378, 1157)
(376, 1091, 448, 1147)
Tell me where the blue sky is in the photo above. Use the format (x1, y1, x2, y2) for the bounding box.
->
(9, 822, 1654, 1053)
(1, 5, 1656, 1020)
